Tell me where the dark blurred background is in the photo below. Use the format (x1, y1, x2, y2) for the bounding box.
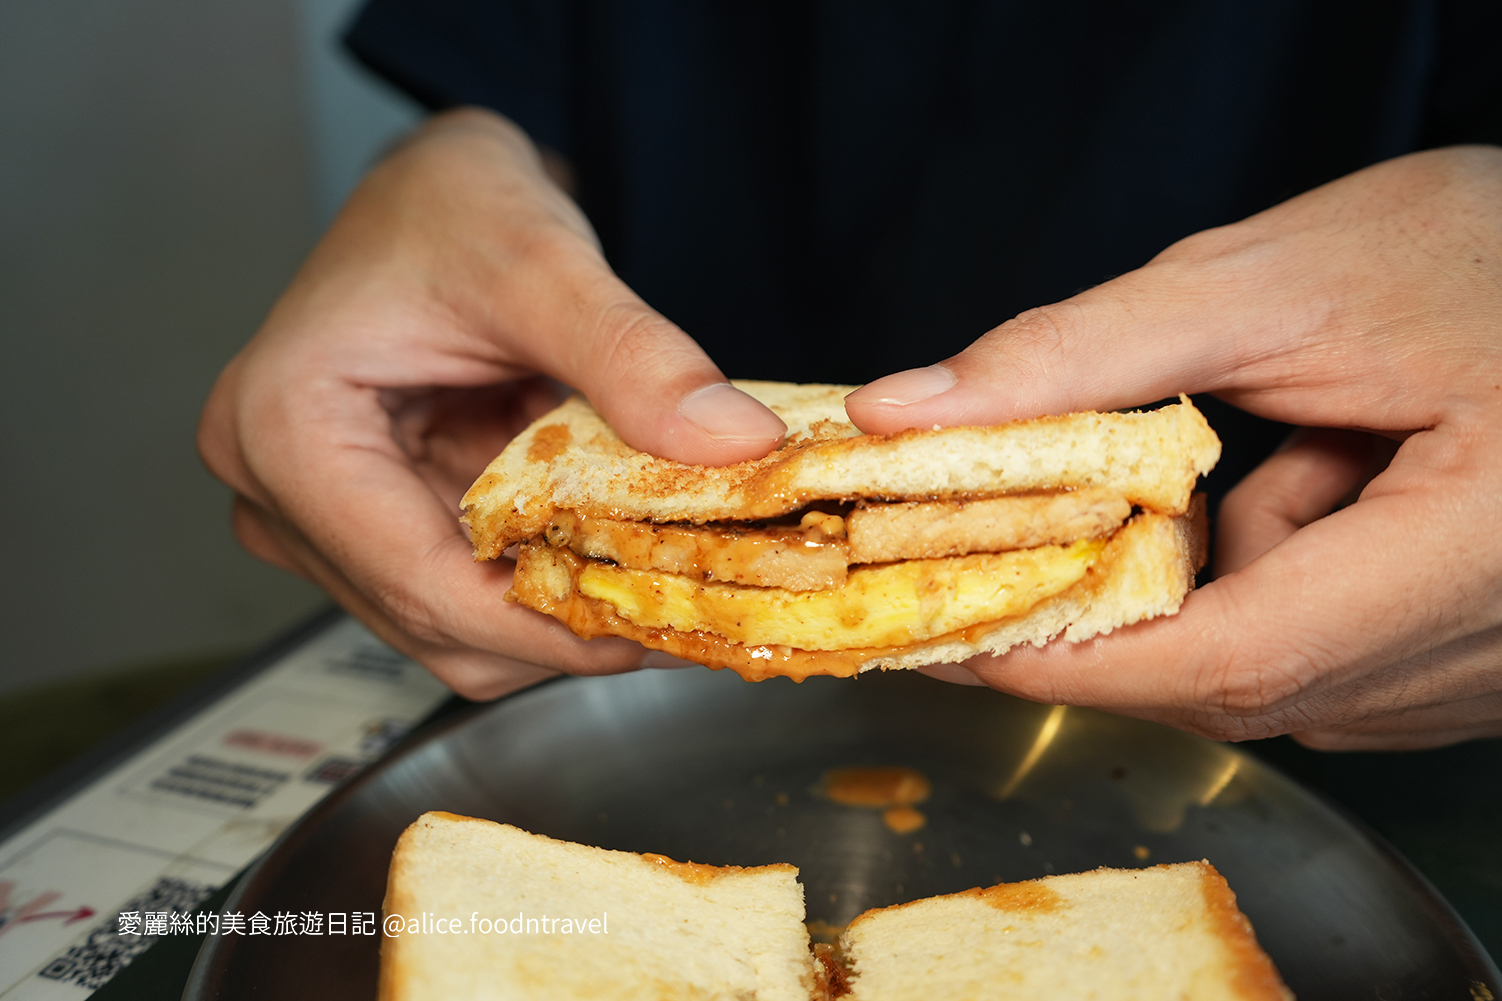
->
(0, 0, 418, 789)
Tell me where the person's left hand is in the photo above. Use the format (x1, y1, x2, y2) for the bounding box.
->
(845, 145, 1502, 750)
(198, 110, 784, 700)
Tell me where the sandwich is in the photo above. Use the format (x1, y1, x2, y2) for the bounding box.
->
(380, 812, 816, 1001)
(379, 812, 1292, 1001)
(460, 382, 1220, 681)
(836, 861, 1291, 1000)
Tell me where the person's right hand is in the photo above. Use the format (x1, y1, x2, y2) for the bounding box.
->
(845, 144, 1502, 750)
(198, 108, 786, 699)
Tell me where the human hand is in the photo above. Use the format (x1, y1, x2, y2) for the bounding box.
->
(845, 145, 1502, 749)
(199, 108, 786, 699)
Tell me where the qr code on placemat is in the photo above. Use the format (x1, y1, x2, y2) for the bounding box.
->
(37, 875, 215, 991)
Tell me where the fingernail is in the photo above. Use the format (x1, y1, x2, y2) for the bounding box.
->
(678, 383, 787, 442)
(846, 365, 956, 407)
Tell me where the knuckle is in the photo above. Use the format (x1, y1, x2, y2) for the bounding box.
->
(958, 305, 1083, 397)
(509, 216, 579, 268)
(372, 540, 491, 652)
(229, 498, 272, 552)
(993, 306, 1077, 370)
(228, 498, 305, 577)
(1189, 712, 1283, 743)
(439, 668, 511, 702)
(196, 420, 228, 478)
(1153, 221, 1245, 263)
(373, 582, 450, 648)
(197, 398, 245, 488)
(1183, 588, 1331, 736)
(1190, 631, 1313, 738)
(588, 302, 691, 379)
(1213, 663, 1308, 720)
(594, 302, 657, 358)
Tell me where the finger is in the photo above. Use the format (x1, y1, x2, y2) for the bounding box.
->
(547, 296, 787, 467)
(387, 379, 569, 508)
(843, 269, 1265, 433)
(844, 153, 1477, 434)
(418, 646, 559, 703)
(915, 662, 990, 687)
(1263, 620, 1502, 746)
(1215, 428, 1389, 576)
(231, 496, 305, 575)
(384, 251, 787, 468)
(1291, 723, 1502, 751)
(408, 143, 788, 467)
(298, 112, 787, 469)
(199, 354, 275, 508)
(236, 413, 654, 693)
(959, 454, 1491, 740)
(1291, 688, 1502, 750)
(263, 500, 645, 697)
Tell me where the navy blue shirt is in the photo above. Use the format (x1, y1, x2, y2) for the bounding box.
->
(345, 1, 1502, 495)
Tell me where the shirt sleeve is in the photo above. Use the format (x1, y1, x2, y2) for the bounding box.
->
(343, 0, 576, 156)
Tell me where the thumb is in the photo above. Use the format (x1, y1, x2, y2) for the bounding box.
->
(844, 261, 1252, 433)
(562, 299, 788, 466)
(413, 115, 789, 468)
(844, 150, 1457, 433)
(496, 237, 786, 466)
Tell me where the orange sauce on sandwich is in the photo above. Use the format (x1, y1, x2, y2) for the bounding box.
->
(640, 854, 730, 885)
(526, 423, 572, 462)
(972, 881, 1063, 913)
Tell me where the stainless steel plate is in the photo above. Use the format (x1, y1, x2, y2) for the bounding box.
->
(186, 668, 1499, 1000)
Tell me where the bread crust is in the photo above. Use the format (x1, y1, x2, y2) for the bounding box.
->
(461, 384, 1221, 560)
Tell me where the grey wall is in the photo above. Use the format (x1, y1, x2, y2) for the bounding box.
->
(297, 0, 422, 230)
(0, 0, 420, 696)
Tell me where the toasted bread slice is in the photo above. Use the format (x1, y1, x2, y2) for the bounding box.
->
(380, 812, 815, 1001)
(461, 384, 1221, 560)
(838, 862, 1292, 1001)
(381, 817, 1292, 1001)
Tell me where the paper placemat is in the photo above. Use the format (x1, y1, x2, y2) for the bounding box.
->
(0, 617, 450, 999)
